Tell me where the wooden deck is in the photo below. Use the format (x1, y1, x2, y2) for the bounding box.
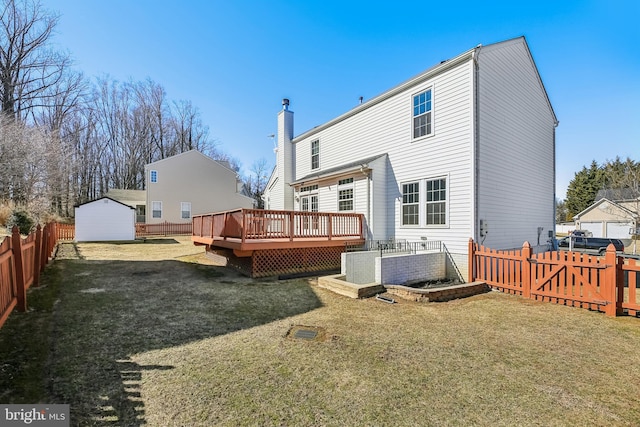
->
(192, 208, 365, 253)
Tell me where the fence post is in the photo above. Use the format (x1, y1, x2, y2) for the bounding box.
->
(468, 239, 475, 283)
(11, 226, 27, 312)
(33, 224, 42, 287)
(604, 244, 619, 317)
(522, 242, 532, 299)
(40, 224, 49, 271)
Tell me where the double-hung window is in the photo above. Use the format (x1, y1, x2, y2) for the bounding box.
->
(412, 89, 433, 139)
(181, 202, 192, 219)
(401, 177, 447, 227)
(338, 177, 354, 211)
(152, 201, 162, 219)
(402, 182, 420, 225)
(425, 178, 446, 225)
(311, 140, 320, 170)
(150, 170, 158, 183)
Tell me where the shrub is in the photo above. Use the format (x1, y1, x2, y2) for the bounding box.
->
(0, 204, 12, 227)
(7, 209, 35, 235)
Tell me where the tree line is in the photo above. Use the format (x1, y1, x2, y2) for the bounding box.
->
(558, 157, 640, 222)
(0, 0, 268, 222)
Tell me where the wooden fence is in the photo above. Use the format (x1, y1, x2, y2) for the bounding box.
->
(56, 223, 75, 240)
(54, 222, 192, 241)
(0, 223, 58, 329)
(135, 222, 192, 237)
(469, 239, 640, 317)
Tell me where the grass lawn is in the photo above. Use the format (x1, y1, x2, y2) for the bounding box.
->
(1, 237, 639, 426)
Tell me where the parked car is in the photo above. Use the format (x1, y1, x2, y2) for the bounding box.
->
(569, 230, 592, 237)
(557, 236, 625, 255)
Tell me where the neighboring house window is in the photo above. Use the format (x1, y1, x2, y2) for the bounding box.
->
(152, 201, 162, 218)
(181, 202, 191, 219)
(402, 182, 420, 225)
(150, 170, 158, 183)
(426, 177, 447, 225)
(338, 177, 354, 211)
(311, 140, 320, 170)
(413, 89, 433, 139)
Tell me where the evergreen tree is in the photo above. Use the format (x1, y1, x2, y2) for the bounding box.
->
(565, 160, 605, 219)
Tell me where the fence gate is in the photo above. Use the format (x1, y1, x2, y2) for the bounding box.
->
(529, 250, 613, 313)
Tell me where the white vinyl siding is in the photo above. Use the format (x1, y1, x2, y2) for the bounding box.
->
(292, 58, 474, 255)
(476, 39, 556, 249)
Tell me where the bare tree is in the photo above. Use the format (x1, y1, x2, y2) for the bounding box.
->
(0, 0, 71, 120)
(243, 158, 271, 208)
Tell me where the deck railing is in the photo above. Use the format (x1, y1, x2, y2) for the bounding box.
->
(192, 208, 364, 242)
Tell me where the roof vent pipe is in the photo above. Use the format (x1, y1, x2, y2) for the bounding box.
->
(282, 98, 290, 110)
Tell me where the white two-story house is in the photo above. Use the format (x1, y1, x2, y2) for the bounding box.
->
(264, 36, 558, 277)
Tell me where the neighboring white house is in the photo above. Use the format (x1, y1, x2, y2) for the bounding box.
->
(264, 36, 558, 277)
(75, 197, 136, 242)
(144, 150, 255, 224)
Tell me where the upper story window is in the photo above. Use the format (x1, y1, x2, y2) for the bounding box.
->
(311, 140, 319, 170)
(150, 170, 158, 183)
(402, 182, 420, 225)
(412, 89, 433, 139)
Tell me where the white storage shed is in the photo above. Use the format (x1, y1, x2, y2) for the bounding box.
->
(75, 197, 136, 242)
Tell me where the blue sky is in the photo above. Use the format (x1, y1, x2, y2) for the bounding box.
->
(42, 0, 639, 199)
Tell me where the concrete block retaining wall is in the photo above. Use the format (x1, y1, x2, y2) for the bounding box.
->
(375, 252, 446, 285)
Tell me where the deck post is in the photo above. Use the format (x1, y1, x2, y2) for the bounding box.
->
(328, 213, 333, 240)
(241, 209, 247, 245)
(289, 211, 294, 241)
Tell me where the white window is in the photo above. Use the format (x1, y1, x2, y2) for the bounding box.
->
(180, 202, 191, 219)
(338, 177, 354, 211)
(150, 170, 158, 183)
(412, 88, 433, 139)
(401, 177, 448, 227)
(311, 140, 319, 170)
(402, 182, 420, 225)
(425, 178, 446, 225)
(152, 201, 162, 218)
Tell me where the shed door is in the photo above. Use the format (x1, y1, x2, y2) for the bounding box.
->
(606, 222, 633, 239)
(580, 221, 603, 238)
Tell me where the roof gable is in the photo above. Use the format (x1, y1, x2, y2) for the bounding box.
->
(574, 197, 636, 219)
(145, 149, 236, 173)
(74, 196, 135, 209)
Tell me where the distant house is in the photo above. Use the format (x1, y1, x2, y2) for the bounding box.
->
(264, 36, 558, 277)
(104, 189, 146, 222)
(144, 150, 255, 224)
(573, 189, 639, 239)
(75, 197, 135, 242)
